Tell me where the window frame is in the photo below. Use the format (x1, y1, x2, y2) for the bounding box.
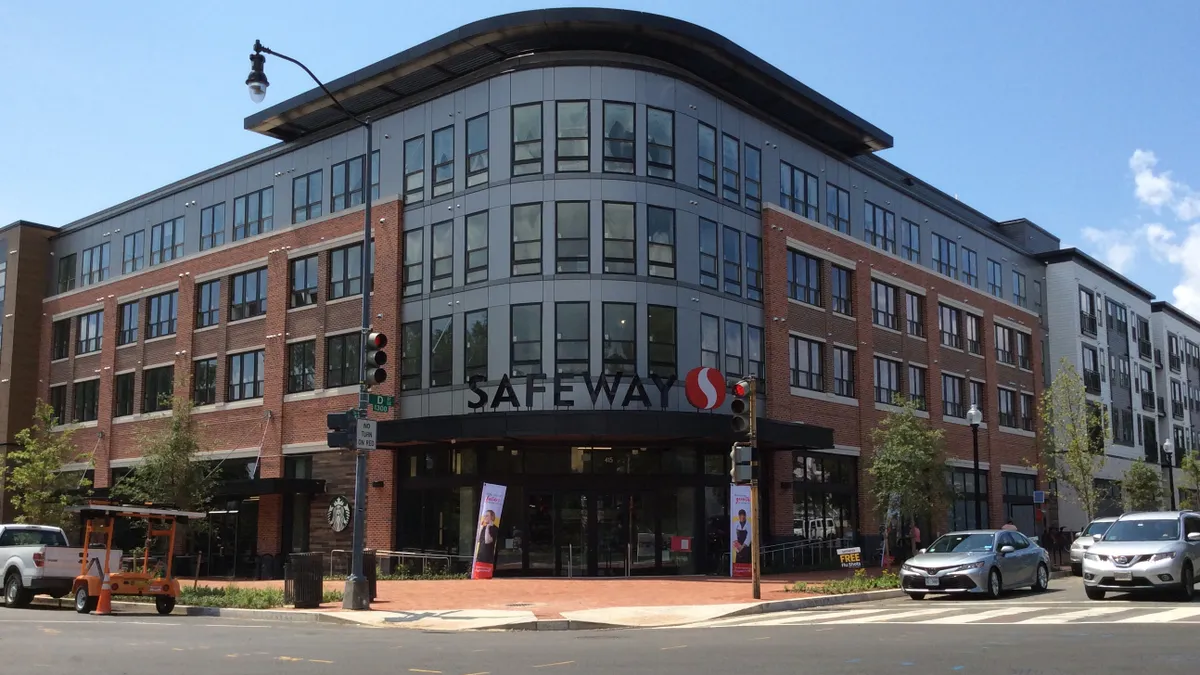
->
(648, 305, 677, 379)
(142, 365, 174, 413)
(942, 373, 965, 417)
(122, 231, 145, 274)
(602, 202, 636, 275)
(73, 379, 99, 423)
(603, 302, 637, 375)
(199, 203, 225, 250)
(227, 350, 266, 401)
(906, 292, 925, 338)
(431, 125, 455, 197)
(327, 243, 365, 301)
(722, 226, 742, 295)
(697, 122, 717, 194)
(403, 228, 423, 297)
(721, 134, 740, 203)
(430, 220, 454, 291)
(403, 135, 425, 203)
(745, 234, 763, 302)
(149, 217, 185, 266)
(465, 211, 489, 284)
(287, 340, 316, 394)
(701, 314, 720, 370)
(601, 101, 635, 174)
(646, 205, 676, 279)
(233, 186, 274, 241)
(464, 309, 488, 381)
(724, 319, 743, 378)
(902, 219, 920, 262)
(863, 201, 897, 254)
(908, 365, 927, 410)
(987, 259, 1003, 298)
(401, 321, 422, 391)
(465, 113, 490, 187)
(790, 335, 823, 391)
(699, 218, 719, 289)
(331, 154, 367, 213)
(146, 290, 178, 339)
(555, 100, 590, 173)
(117, 301, 139, 346)
(511, 104, 543, 177)
(325, 333, 361, 390)
(1012, 270, 1027, 307)
(961, 247, 978, 287)
(76, 310, 103, 355)
(289, 256, 318, 309)
(787, 250, 822, 306)
(831, 266, 852, 316)
(511, 203, 543, 277)
(80, 242, 110, 287)
(429, 315, 453, 388)
(291, 170, 322, 224)
(555, 201, 589, 274)
(833, 347, 855, 398)
(826, 183, 850, 234)
(932, 232, 958, 279)
(646, 107, 674, 180)
(555, 301, 590, 376)
(229, 268, 268, 321)
(511, 303, 543, 376)
(52, 319, 71, 359)
(874, 357, 901, 405)
(871, 281, 899, 330)
(114, 372, 135, 417)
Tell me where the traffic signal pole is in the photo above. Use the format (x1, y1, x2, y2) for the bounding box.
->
(748, 378, 760, 600)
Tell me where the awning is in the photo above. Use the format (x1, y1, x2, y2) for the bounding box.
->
(213, 478, 327, 499)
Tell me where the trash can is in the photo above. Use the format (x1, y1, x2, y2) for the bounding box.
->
(364, 550, 378, 601)
(285, 552, 324, 609)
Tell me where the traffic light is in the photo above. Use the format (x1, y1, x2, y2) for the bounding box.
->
(365, 332, 388, 387)
(327, 411, 353, 449)
(730, 379, 752, 436)
(730, 443, 753, 484)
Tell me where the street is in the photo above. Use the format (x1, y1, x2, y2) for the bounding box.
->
(1, 578, 1198, 674)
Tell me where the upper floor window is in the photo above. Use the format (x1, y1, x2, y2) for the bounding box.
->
(429, 315, 453, 388)
(966, 313, 983, 355)
(146, 290, 178, 339)
(1012, 270, 1027, 307)
(1106, 299, 1129, 334)
(326, 333, 361, 389)
(906, 292, 925, 338)
(556, 101, 589, 172)
(749, 326, 766, 388)
(52, 319, 70, 359)
(80, 243, 110, 287)
(863, 202, 896, 253)
(697, 123, 717, 194)
(287, 341, 316, 394)
(1017, 331, 1033, 370)
(465, 211, 489, 284)
(603, 303, 636, 375)
(699, 218, 718, 289)
(431, 221, 453, 291)
(73, 380, 99, 423)
(826, 183, 850, 234)
(432, 125, 454, 197)
(942, 374, 965, 418)
(329, 243, 364, 300)
(511, 303, 542, 376)
(603, 202, 635, 274)
(512, 104, 543, 177)
(464, 309, 488, 381)
(289, 256, 317, 308)
(150, 217, 185, 266)
(961, 247, 978, 287)
(291, 171, 322, 223)
(555, 302, 589, 375)
(647, 305, 677, 379)
(700, 314, 719, 369)
(403, 135, 425, 203)
(932, 233, 957, 279)
(1080, 288, 1098, 336)
(115, 373, 134, 417)
(871, 281, 899, 330)
(646, 107, 674, 180)
(995, 324, 1015, 365)
(332, 153, 378, 212)
(902, 220, 920, 262)
(833, 347, 855, 398)
(403, 228, 423, 297)
(194, 358, 218, 406)
(790, 335, 823, 391)
(48, 385, 66, 423)
(196, 280, 220, 328)
(401, 321, 422, 391)
(512, 203, 543, 276)
(77, 310, 103, 354)
(787, 250, 821, 306)
(56, 254, 76, 293)
(780, 163, 819, 221)
(199, 203, 226, 251)
(229, 268, 267, 321)
(228, 350, 265, 401)
(745, 235, 763, 302)
(723, 227, 741, 295)
(466, 114, 489, 187)
(874, 357, 901, 405)
(987, 259, 1003, 298)
(724, 319, 743, 377)
(939, 304, 962, 349)
(555, 202, 589, 274)
(647, 206, 675, 279)
(118, 301, 138, 345)
(602, 102, 634, 174)
(721, 134, 740, 203)
(122, 232, 144, 274)
(908, 365, 927, 410)
(831, 266, 852, 316)
(744, 144, 761, 212)
(143, 366, 174, 413)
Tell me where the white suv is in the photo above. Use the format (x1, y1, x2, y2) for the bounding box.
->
(1082, 511, 1200, 601)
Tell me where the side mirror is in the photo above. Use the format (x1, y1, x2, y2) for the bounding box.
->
(1093, 534, 1104, 541)
(1187, 532, 1200, 542)
(999, 545, 1016, 555)
(918, 548, 927, 555)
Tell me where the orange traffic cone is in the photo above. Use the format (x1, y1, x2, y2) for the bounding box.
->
(96, 581, 112, 616)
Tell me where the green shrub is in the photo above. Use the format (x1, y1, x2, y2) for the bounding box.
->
(790, 568, 901, 595)
(125, 585, 343, 609)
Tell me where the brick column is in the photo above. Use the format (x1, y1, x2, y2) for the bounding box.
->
(365, 201, 402, 551)
(94, 296, 118, 488)
(854, 264, 879, 535)
(981, 315, 1001, 528)
(256, 249, 290, 556)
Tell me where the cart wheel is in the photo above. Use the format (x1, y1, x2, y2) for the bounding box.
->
(5, 573, 32, 608)
(155, 596, 176, 615)
(74, 586, 96, 614)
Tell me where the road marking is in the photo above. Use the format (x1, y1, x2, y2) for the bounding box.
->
(225, 655, 238, 658)
(409, 670, 442, 674)
(278, 656, 304, 662)
(1015, 607, 1129, 624)
(750, 608, 893, 625)
(462, 672, 490, 675)
(309, 660, 334, 664)
(1114, 607, 1200, 623)
(823, 608, 957, 623)
(172, 648, 184, 652)
(751, 636, 770, 640)
(203, 624, 270, 628)
(128, 621, 181, 626)
(916, 607, 1041, 624)
(532, 662, 575, 668)
(40, 628, 60, 634)
(660, 645, 687, 650)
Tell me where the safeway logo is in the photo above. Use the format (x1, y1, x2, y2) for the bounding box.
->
(685, 367, 726, 410)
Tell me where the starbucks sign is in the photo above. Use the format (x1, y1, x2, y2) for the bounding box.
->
(327, 496, 351, 533)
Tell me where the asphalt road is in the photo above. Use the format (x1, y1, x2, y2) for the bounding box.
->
(2, 578, 1198, 675)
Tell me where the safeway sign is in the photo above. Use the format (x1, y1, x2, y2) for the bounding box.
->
(356, 419, 378, 451)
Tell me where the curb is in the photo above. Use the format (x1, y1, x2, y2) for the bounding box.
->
(29, 597, 358, 625)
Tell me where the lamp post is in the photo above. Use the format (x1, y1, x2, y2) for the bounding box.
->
(1163, 440, 1177, 511)
(247, 41, 374, 610)
(966, 404, 984, 528)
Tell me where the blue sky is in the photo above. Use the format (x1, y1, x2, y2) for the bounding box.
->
(3, 1, 1199, 311)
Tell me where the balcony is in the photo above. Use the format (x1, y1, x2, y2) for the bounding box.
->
(996, 348, 1015, 366)
(1174, 401, 1185, 420)
(1081, 311, 1098, 337)
(1171, 353, 1182, 372)
(999, 412, 1019, 428)
(1142, 391, 1157, 411)
(1083, 369, 1102, 394)
(940, 331, 963, 349)
(1139, 339, 1152, 360)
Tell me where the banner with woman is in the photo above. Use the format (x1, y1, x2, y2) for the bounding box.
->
(471, 483, 508, 579)
(729, 485, 753, 578)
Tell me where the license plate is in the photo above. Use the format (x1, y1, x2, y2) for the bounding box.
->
(925, 576, 940, 587)
(1115, 571, 1132, 581)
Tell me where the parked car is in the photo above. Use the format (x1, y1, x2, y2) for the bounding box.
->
(1070, 517, 1119, 576)
(0, 524, 121, 608)
(900, 529, 1051, 600)
(1082, 510, 1200, 601)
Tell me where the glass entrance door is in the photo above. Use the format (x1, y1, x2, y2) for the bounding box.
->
(526, 492, 555, 574)
(559, 491, 587, 577)
(591, 491, 656, 576)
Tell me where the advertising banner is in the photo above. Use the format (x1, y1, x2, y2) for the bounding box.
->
(837, 547, 863, 569)
(730, 485, 753, 578)
(471, 483, 508, 580)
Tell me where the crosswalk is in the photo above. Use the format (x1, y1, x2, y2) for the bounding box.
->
(676, 603, 1200, 628)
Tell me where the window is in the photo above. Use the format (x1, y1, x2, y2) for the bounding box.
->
(555, 302, 589, 375)
(1017, 332, 1033, 369)
(724, 320, 743, 377)
(826, 183, 850, 233)
(403, 229, 423, 296)
(430, 221, 453, 291)
(114, 373, 134, 417)
(833, 347, 855, 398)
(902, 220, 920, 262)
(648, 305, 677, 379)
(721, 134, 740, 203)
(228, 350, 265, 401)
(745, 235, 763, 302)
(401, 321, 422, 391)
(790, 336, 823, 391)
(966, 314, 982, 355)
(744, 144, 762, 212)
(998, 388, 1018, 428)
(291, 170, 322, 223)
(747, 325, 764, 382)
(287, 341, 316, 394)
(995, 325, 1015, 365)
(943, 374, 964, 417)
(48, 385, 67, 424)
(80, 243, 110, 286)
(932, 233, 957, 279)
(831, 266, 852, 315)
(970, 380, 985, 416)
(602, 202, 635, 274)
(1012, 270, 1027, 307)
(723, 227, 742, 295)
(466, 113, 489, 187)
(149, 217, 184, 265)
(555, 202, 589, 273)
(122, 232, 144, 274)
(1020, 393, 1034, 431)
(1082, 345, 1101, 393)
(864, 202, 896, 253)
(780, 163, 819, 220)
(938, 305, 962, 349)
(464, 309, 488, 381)
(987, 259, 1003, 298)
(646, 107, 674, 179)
(556, 101, 590, 172)
(77, 310, 103, 354)
(701, 314, 720, 369)
(874, 357, 901, 404)
(404, 135, 425, 203)
(118, 301, 138, 345)
(143, 366, 174, 413)
(871, 281, 898, 330)
(73, 380, 99, 423)
(289, 256, 317, 308)
(787, 250, 821, 306)
(512, 203, 543, 276)
(432, 125, 454, 197)
(52, 319, 70, 359)
(699, 218, 718, 289)
(232, 186, 274, 241)
(603, 303, 636, 375)
(146, 290, 178, 338)
(429, 316, 453, 387)
(191, 358, 216, 406)
(56, 253, 76, 293)
(906, 293, 925, 337)
(1106, 299, 1129, 335)
(647, 206, 675, 279)
(908, 365, 927, 410)
(465, 211, 489, 284)
(512, 104, 543, 177)
(331, 155, 368, 212)
(512, 304, 543, 376)
(961, 247, 978, 287)
(697, 123, 717, 194)
(200, 203, 225, 250)
(325, 333, 361, 389)
(600, 102, 634, 174)
(1034, 280, 1043, 312)
(230, 268, 267, 321)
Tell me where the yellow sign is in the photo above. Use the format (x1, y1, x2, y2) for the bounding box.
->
(837, 546, 862, 569)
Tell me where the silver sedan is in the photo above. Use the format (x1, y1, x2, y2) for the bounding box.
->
(900, 530, 1051, 599)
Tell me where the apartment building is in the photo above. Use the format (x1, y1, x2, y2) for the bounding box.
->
(1151, 301, 1200, 508)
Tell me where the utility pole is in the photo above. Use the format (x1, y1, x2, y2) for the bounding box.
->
(748, 377, 760, 600)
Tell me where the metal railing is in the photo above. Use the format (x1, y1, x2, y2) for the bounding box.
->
(1142, 391, 1157, 411)
(327, 548, 470, 577)
(1081, 312, 1098, 337)
(1083, 370, 1102, 394)
(718, 537, 854, 574)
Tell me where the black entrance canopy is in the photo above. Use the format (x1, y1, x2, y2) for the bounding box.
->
(377, 410, 833, 449)
(213, 478, 326, 500)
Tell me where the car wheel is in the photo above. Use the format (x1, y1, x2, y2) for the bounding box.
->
(1085, 586, 1106, 600)
(155, 596, 176, 615)
(1033, 564, 1050, 592)
(1071, 563, 1082, 576)
(986, 568, 1003, 599)
(74, 586, 93, 614)
(4, 573, 30, 608)
(907, 592, 926, 601)
(1178, 564, 1195, 602)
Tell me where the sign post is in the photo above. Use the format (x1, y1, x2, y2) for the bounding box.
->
(356, 419, 377, 452)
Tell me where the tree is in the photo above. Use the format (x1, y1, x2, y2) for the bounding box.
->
(6, 400, 92, 528)
(1039, 358, 1110, 522)
(867, 396, 952, 528)
(1181, 450, 1200, 511)
(1120, 460, 1165, 512)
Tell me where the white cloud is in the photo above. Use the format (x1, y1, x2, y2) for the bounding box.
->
(1142, 222, 1200, 317)
(1130, 149, 1177, 209)
(1081, 226, 1138, 273)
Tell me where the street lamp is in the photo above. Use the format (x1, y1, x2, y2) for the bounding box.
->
(1163, 439, 1177, 510)
(246, 40, 374, 611)
(966, 404, 984, 528)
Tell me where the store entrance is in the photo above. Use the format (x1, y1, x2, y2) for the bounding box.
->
(521, 490, 659, 577)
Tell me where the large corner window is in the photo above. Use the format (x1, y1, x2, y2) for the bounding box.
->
(556, 101, 589, 172)
(466, 114, 489, 187)
(403, 135, 425, 203)
(512, 104, 543, 177)
(646, 107, 674, 180)
(602, 102, 634, 174)
(432, 125, 454, 198)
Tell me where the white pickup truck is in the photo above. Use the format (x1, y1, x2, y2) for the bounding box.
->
(1, 524, 121, 608)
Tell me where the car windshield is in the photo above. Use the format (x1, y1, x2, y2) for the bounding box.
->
(926, 533, 994, 553)
(1103, 519, 1179, 542)
(1083, 521, 1114, 536)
